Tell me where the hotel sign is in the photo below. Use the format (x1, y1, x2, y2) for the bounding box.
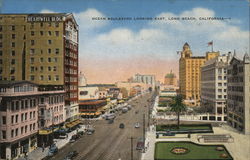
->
(27, 15, 64, 22)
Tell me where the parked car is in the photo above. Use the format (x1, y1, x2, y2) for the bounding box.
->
(136, 137, 145, 150)
(134, 122, 140, 128)
(86, 128, 95, 135)
(63, 151, 78, 160)
(119, 123, 125, 129)
(77, 131, 84, 136)
(69, 134, 80, 143)
(47, 144, 58, 156)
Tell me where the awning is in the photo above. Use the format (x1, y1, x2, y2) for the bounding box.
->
(80, 112, 101, 116)
(38, 127, 59, 135)
(65, 119, 81, 128)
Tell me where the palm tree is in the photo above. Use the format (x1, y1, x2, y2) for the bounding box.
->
(170, 95, 186, 129)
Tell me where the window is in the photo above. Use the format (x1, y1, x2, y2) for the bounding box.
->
(11, 59, 15, 65)
(48, 75, 51, 81)
(40, 31, 43, 35)
(12, 34, 15, 39)
(40, 66, 44, 71)
(33, 123, 35, 130)
(40, 75, 44, 80)
(30, 66, 35, 72)
(15, 115, 18, 123)
(0, 59, 2, 64)
(21, 113, 24, 121)
(55, 48, 59, 54)
(53, 66, 57, 71)
(55, 75, 59, 81)
(2, 131, 6, 139)
(30, 57, 34, 64)
(11, 130, 14, 137)
(48, 66, 51, 71)
(31, 40, 35, 45)
(48, 31, 52, 36)
(25, 125, 27, 133)
(15, 128, 18, 136)
(30, 75, 35, 81)
(40, 58, 43, 62)
(40, 23, 43, 27)
(54, 58, 58, 62)
(31, 31, 34, 36)
(30, 124, 32, 131)
(0, 42, 2, 47)
(0, 25, 2, 32)
(11, 50, 15, 56)
(48, 40, 52, 44)
(48, 49, 51, 54)
(30, 112, 32, 119)
(25, 113, 27, 120)
(11, 115, 14, 124)
(30, 49, 35, 55)
(2, 116, 6, 124)
(0, 34, 2, 39)
(11, 25, 15, 31)
(55, 31, 59, 36)
(48, 58, 51, 62)
(21, 127, 23, 134)
(11, 42, 15, 47)
(0, 50, 2, 56)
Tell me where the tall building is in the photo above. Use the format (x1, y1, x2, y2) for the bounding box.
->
(201, 53, 232, 121)
(227, 53, 250, 134)
(0, 13, 79, 121)
(0, 81, 65, 159)
(164, 70, 177, 86)
(131, 74, 156, 87)
(179, 42, 219, 106)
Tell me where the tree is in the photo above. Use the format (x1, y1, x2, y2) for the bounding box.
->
(170, 95, 186, 129)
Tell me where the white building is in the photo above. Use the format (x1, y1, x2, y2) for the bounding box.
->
(227, 53, 250, 134)
(131, 74, 156, 87)
(201, 53, 232, 121)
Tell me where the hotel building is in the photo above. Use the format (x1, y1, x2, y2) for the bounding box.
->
(0, 81, 65, 160)
(201, 53, 232, 121)
(227, 53, 250, 134)
(0, 13, 79, 122)
(164, 70, 177, 86)
(179, 42, 219, 106)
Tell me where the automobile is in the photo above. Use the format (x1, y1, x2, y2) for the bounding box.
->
(47, 144, 58, 156)
(134, 122, 140, 128)
(108, 119, 114, 124)
(69, 134, 80, 143)
(119, 123, 125, 129)
(63, 151, 78, 160)
(86, 128, 95, 135)
(136, 137, 145, 150)
(77, 131, 84, 136)
(163, 131, 175, 136)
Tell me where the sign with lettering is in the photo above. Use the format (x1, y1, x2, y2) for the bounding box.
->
(27, 15, 64, 22)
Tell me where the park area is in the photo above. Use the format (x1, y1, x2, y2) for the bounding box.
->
(154, 141, 233, 160)
(156, 124, 213, 134)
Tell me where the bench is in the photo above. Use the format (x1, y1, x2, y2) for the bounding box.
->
(197, 134, 234, 143)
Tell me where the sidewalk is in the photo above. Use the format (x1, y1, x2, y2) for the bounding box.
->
(141, 125, 156, 160)
(17, 125, 86, 160)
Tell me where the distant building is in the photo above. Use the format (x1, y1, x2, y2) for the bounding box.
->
(164, 70, 177, 86)
(227, 53, 250, 134)
(131, 74, 156, 87)
(79, 72, 87, 87)
(179, 42, 219, 106)
(0, 13, 79, 123)
(201, 53, 232, 121)
(0, 81, 65, 159)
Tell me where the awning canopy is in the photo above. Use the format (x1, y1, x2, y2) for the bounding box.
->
(65, 119, 82, 128)
(80, 112, 101, 116)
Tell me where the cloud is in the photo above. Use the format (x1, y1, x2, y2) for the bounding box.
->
(40, 9, 56, 13)
(74, 8, 108, 30)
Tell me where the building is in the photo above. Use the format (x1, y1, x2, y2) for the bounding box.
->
(164, 70, 177, 86)
(78, 99, 107, 118)
(130, 74, 156, 87)
(0, 81, 65, 159)
(0, 13, 79, 122)
(179, 42, 219, 106)
(201, 53, 232, 121)
(227, 53, 250, 134)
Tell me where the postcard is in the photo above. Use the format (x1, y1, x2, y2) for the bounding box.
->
(0, 0, 249, 160)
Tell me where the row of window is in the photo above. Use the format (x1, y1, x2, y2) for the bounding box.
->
(30, 75, 60, 81)
(11, 99, 37, 111)
(30, 66, 58, 72)
(30, 48, 60, 55)
(0, 39, 56, 48)
(0, 22, 60, 31)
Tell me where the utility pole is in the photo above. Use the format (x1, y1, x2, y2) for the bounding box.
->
(148, 105, 150, 128)
(143, 114, 145, 151)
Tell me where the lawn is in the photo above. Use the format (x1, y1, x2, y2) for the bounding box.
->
(156, 124, 213, 133)
(155, 141, 233, 160)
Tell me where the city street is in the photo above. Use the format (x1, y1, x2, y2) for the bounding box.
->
(51, 93, 154, 160)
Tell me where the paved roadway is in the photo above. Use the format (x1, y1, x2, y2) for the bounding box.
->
(51, 92, 154, 160)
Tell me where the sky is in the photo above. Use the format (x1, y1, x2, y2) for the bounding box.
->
(1, 0, 249, 83)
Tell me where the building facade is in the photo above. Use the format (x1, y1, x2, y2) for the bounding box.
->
(131, 74, 156, 87)
(201, 53, 232, 121)
(0, 13, 79, 122)
(0, 81, 64, 160)
(227, 54, 250, 134)
(179, 42, 219, 106)
(164, 70, 177, 86)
